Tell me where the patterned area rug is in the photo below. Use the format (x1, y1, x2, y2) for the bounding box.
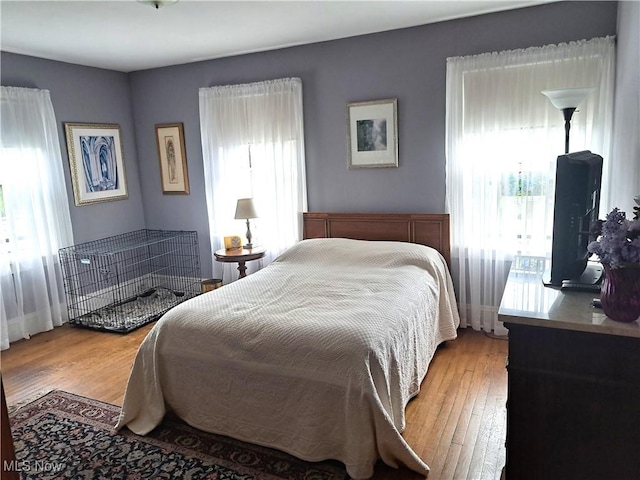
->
(8, 390, 348, 480)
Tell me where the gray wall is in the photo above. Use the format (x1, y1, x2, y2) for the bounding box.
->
(0, 54, 146, 245)
(130, 1, 617, 276)
(1, 2, 619, 276)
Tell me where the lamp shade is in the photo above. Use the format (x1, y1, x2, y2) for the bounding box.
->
(234, 198, 258, 219)
(541, 87, 593, 110)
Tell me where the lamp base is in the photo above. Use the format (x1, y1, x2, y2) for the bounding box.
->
(244, 219, 253, 250)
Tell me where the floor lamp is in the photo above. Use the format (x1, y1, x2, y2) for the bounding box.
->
(541, 87, 593, 154)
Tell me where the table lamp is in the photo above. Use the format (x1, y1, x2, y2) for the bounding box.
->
(234, 198, 258, 249)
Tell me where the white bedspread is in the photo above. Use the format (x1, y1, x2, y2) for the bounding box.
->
(116, 238, 460, 479)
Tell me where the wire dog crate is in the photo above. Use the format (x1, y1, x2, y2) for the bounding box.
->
(59, 229, 201, 333)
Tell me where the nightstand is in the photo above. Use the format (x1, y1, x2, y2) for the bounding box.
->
(214, 246, 266, 279)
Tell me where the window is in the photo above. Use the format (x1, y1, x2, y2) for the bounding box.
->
(0, 147, 54, 255)
(0, 86, 74, 350)
(445, 37, 615, 333)
(199, 78, 307, 280)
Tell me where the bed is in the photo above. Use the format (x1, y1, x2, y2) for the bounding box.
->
(116, 213, 460, 479)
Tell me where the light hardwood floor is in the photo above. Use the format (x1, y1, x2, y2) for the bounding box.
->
(1, 324, 508, 480)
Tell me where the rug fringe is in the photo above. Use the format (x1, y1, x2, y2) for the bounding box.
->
(7, 389, 54, 415)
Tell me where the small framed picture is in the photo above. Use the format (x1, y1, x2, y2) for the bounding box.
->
(346, 98, 398, 169)
(64, 123, 128, 206)
(155, 123, 190, 194)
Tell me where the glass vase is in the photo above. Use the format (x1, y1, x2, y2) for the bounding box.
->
(600, 264, 640, 323)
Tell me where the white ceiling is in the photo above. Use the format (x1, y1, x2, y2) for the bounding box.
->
(1, 0, 555, 72)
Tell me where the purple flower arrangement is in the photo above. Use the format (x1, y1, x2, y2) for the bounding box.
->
(588, 196, 640, 268)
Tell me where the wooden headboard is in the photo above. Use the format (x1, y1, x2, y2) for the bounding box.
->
(303, 212, 451, 267)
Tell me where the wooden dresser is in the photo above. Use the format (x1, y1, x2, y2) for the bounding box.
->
(498, 265, 640, 480)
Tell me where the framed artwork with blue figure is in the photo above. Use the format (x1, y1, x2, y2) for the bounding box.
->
(64, 123, 128, 206)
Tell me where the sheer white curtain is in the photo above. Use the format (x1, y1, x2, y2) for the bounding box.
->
(199, 78, 307, 281)
(0, 86, 74, 350)
(445, 36, 615, 334)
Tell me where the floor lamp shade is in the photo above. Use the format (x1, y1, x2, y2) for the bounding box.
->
(234, 198, 258, 248)
(541, 88, 593, 110)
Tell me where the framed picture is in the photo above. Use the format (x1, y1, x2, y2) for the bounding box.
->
(64, 123, 128, 206)
(155, 123, 189, 194)
(346, 98, 398, 169)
